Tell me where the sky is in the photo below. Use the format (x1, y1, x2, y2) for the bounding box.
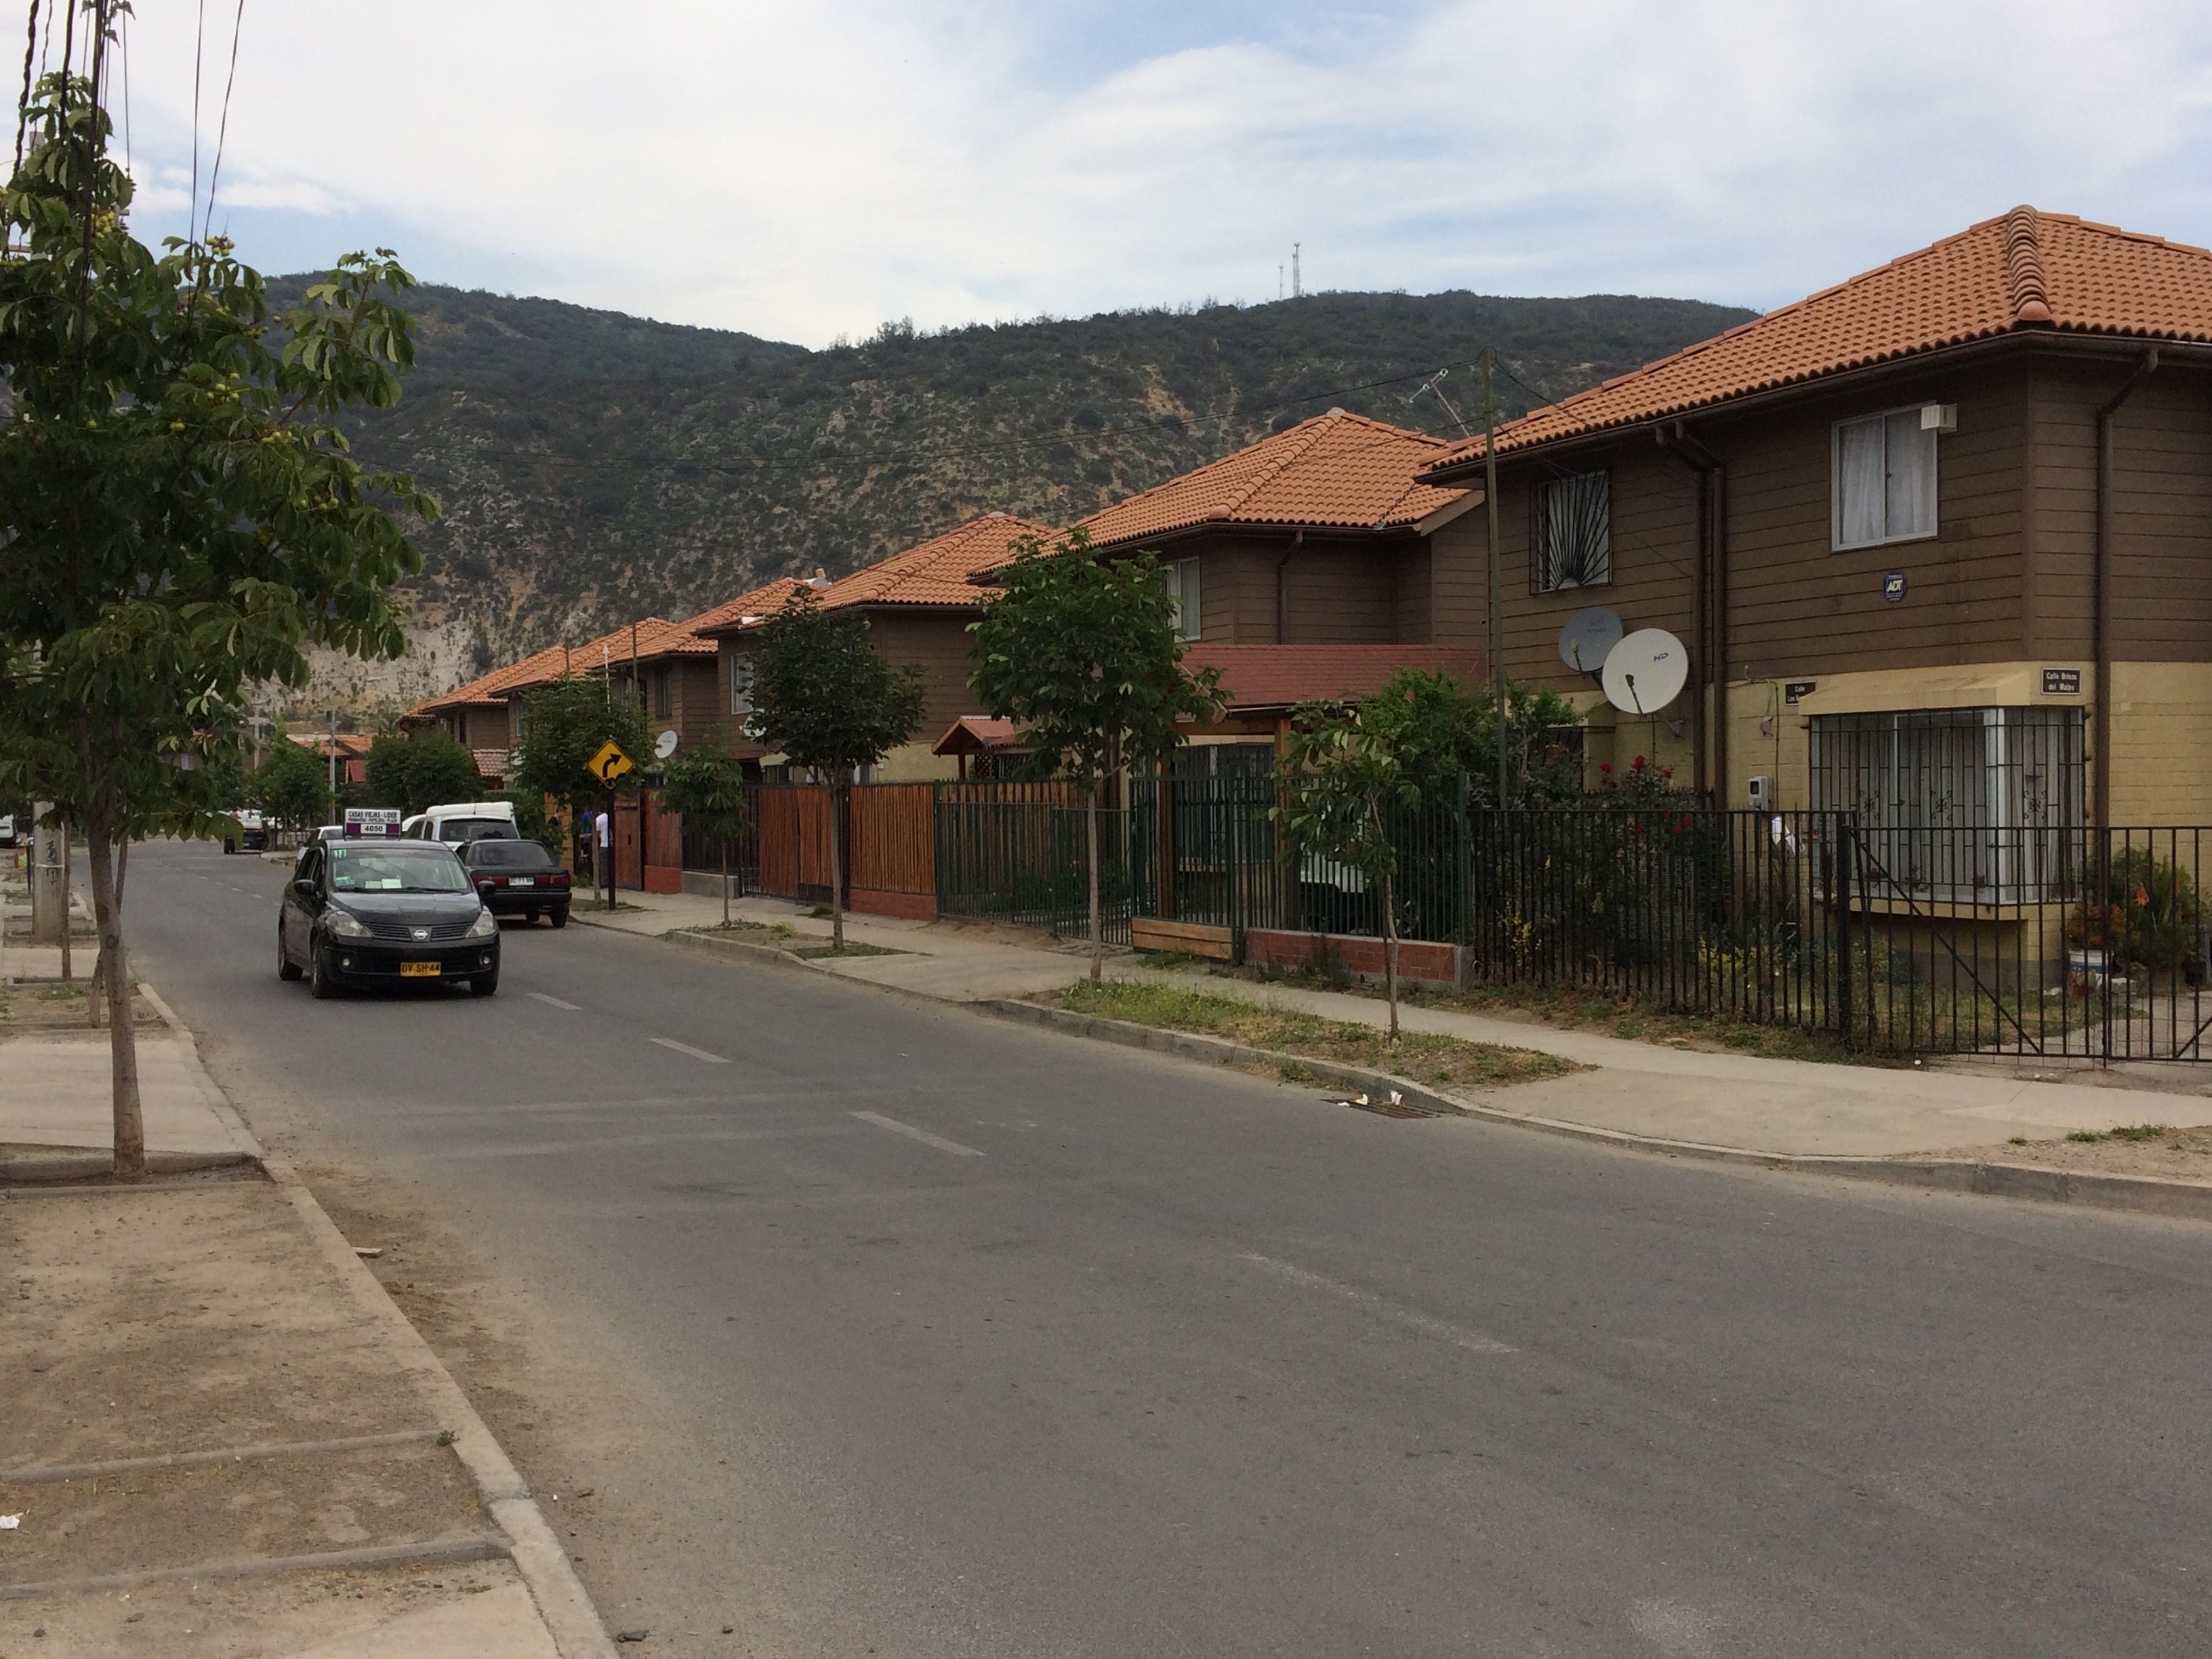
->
(79, 0, 2212, 348)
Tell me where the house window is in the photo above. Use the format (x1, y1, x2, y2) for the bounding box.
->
(1832, 407, 1938, 550)
(653, 668, 672, 719)
(1534, 470, 1610, 592)
(729, 653, 755, 723)
(1809, 707, 2083, 901)
(1163, 557, 1201, 640)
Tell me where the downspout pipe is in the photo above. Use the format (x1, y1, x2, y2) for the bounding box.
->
(1659, 424, 1727, 809)
(1276, 531, 1302, 644)
(2095, 350, 2158, 831)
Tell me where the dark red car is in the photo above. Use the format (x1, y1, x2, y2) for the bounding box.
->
(458, 837, 572, 927)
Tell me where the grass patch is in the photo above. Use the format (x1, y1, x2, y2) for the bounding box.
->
(1054, 979, 1579, 1092)
(789, 941, 900, 960)
(2071, 1123, 2176, 1144)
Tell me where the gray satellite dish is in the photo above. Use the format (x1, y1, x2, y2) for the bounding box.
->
(1601, 629, 1689, 716)
(1558, 606, 1624, 674)
(654, 730, 679, 760)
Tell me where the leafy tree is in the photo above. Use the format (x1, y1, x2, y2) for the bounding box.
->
(0, 58, 435, 1176)
(509, 672, 649, 907)
(747, 589, 926, 950)
(255, 735, 333, 831)
(1275, 700, 1423, 1037)
(1359, 670, 1583, 806)
(365, 728, 484, 815)
(658, 735, 753, 928)
(970, 531, 1223, 980)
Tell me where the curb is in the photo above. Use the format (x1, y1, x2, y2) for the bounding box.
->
(134, 980, 620, 1658)
(975, 999, 2212, 1226)
(0, 1147, 255, 1185)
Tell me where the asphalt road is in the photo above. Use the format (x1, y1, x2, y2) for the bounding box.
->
(122, 838, 2212, 1657)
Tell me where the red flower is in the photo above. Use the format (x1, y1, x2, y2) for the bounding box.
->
(1599, 762, 1612, 775)
(1631, 755, 1647, 769)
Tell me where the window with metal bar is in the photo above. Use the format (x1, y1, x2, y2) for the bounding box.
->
(1534, 470, 1611, 592)
(1809, 707, 2083, 901)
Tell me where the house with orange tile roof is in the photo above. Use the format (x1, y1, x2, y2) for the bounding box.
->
(396, 644, 575, 783)
(698, 516, 1053, 781)
(1422, 206, 2212, 843)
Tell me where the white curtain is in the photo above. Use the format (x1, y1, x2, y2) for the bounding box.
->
(1884, 410, 1936, 539)
(1836, 416, 1887, 546)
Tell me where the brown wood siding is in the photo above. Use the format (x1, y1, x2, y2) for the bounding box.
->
(2099, 367, 2212, 661)
(865, 611, 985, 741)
(462, 705, 510, 750)
(1719, 365, 2029, 678)
(1281, 548, 1397, 642)
(1162, 531, 1425, 644)
(1394, 543, 1433, 643)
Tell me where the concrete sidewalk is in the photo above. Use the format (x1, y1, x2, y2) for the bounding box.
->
(0, 991, 612, 1658)
(573, 887, 2212, 1160)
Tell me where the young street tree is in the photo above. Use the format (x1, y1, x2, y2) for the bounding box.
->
(0, 60, 437, 1179)
(1275, 699, 1423, 1038)
(657, 736, 752, 928)
(364, 729, 485, 815)
(255, 734, 336, 832)
(970, 531, 1224, 981)
(508, 672, 650, 908)
(747, 589, 926, 951)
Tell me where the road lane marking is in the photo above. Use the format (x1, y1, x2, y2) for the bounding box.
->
(529, 992, 581, 1011)
(1241, 1253, 1516, 1355)
(852, 1111, 985, 1158)
(439, 1124, 847, 1160)
(651, 1036, 729, 1064)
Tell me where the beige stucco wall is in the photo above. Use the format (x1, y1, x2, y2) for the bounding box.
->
(2108, 661, 2212, 825)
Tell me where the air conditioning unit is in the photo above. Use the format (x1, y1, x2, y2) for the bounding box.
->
(1921, 403, 1957, 434)
(1747, 775, 1779, 811)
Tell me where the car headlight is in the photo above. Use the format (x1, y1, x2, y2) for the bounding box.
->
(465, 907, 499, 939)
(325, 908, 371, 939)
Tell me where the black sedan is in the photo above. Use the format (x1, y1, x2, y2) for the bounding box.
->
(459, 836, 573, 926)
(277, 839, 501, 998)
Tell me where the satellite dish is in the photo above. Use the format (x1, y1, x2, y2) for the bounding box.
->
(654, 730, 678, 760)
(1558, 606, 1624, 674)
(1601, 629, 1689, 716)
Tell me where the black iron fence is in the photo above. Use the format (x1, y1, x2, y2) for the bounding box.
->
(1470, 811, 2212, 1061)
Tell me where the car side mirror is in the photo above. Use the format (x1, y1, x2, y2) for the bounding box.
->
(293, 878, 315, 897)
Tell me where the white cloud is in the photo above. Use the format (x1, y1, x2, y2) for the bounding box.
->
(96, 0, 2212, 344)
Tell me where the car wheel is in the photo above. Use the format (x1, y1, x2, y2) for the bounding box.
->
(550, 905, 569, 929)
(224, 837, 236, 855)
(308, 943, 338, 1000)
(470, 965, 500, 998)
(278, 927, 303, 981)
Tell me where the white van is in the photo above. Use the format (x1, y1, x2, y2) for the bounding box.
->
(403, 800, 520, 846)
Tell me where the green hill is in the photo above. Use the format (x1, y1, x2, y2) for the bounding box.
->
(276, 280, 1757, 675)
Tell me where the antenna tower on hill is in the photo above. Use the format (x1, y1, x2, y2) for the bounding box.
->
(1292, 243, 1302, 298)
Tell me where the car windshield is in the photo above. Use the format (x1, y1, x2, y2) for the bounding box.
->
(327, 845, 472, 894)
(437, 819, 517, 843)
(468, 840, 556, 869)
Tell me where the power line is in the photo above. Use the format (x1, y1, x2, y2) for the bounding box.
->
(202, 0, 242, 241)
(15, 0, 39, 176)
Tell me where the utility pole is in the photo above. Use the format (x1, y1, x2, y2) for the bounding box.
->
(1482, 349, 1505, 811)
(1292, 243, 1301, 299)
(327, 709, 340, 819)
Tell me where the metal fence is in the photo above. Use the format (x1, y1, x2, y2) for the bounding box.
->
(1469, 811, 2212, 1061)
(935, 781, 1130, 940)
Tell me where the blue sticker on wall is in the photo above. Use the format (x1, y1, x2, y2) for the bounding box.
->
(1881, 569, 1908, 603)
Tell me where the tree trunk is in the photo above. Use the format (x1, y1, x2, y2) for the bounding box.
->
(82, 806, 144, 1180)
(1381, 864, 1401, 1041)
(830, 782, 846, 954)
(87, 841, 125, 1029)
(720, 838, 731, 929)
(1088, 779, 1103, 984)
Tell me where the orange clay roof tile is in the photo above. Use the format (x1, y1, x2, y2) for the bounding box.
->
(1076, 411, 1467, 550)
(682, 577, 815, 638)
(1426, 207, 2212, 471)
(404, 644, 574, 718)
(812, 514, 1057, 611)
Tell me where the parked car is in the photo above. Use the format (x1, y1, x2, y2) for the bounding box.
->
(222, 810, 268, 855)
(402, 801, 520, 846)
(459, 837, 573, 926)
(277, 838, 500, 999)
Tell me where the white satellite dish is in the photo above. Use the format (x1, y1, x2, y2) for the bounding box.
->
(1601, 629, 1689, 716)
(1558, 606, 1624, 675)
(654, 730, 678, 760)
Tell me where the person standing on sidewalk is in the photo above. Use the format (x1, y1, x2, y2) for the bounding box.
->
(595, 808, 611, 904)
